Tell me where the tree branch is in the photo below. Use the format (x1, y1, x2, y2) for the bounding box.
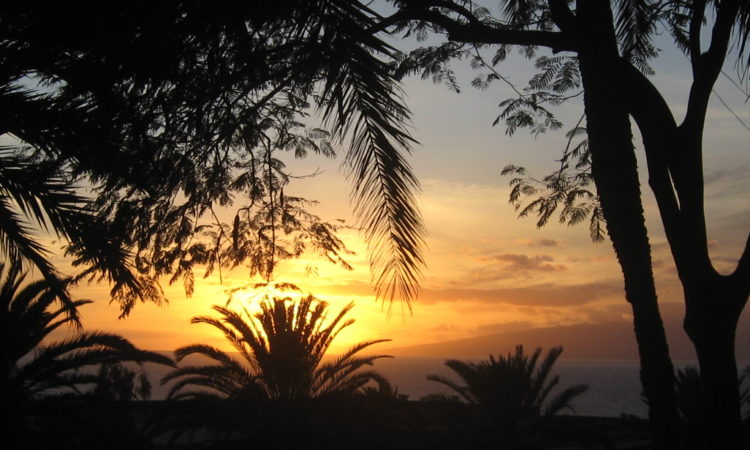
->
(616, 58, 700, 271)
(397, 4, 575, 51)
(684, 0, 739, 132)
(548, 0, 577, 32)
(688, 0, 707, 69)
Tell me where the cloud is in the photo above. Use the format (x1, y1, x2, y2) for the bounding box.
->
(531, 238, 559, 247)
(420, 280, 623, 307)
(475, 320, 534, 334)
(574, 303, 633, 323)
(430, 323, 461, 332)
(457, 253, 569, 285)
(514, 238, 560, 247)
(566, 256, 592, 263)
(318, 281, 375, 297)
(713, 255, 741, 265)
(704, 162, 750, 194)
(483, 253, 567, 273)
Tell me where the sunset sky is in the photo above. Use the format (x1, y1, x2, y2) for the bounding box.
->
(49, 30, 750, 359)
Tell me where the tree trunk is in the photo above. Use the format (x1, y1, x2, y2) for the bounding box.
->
(683, 272, 747, 449)
(575, 3, 680, 448)
(579, 71, 680, 449)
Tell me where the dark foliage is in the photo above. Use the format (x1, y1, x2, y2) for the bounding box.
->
(0, 262, 173, 448)
(1, 0, 425, 315)
(426, 345, 588, 445)
(162, 295, 390, 401)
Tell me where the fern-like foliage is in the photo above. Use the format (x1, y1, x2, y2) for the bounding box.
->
(0, 144, 137, 320)
(394, 42, 466, 92)
(501, 121, 606, 243)
(614, 0, 660, 74)
(2, 2, 426, 315)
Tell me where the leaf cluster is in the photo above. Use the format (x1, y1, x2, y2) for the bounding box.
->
(502, 124, 606, 243)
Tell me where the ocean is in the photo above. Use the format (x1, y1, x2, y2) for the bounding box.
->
(147, 356, 655, 417)
(372, 358, 648, 418)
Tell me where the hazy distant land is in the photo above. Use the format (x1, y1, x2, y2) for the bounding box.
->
(381, 319, 750, 361)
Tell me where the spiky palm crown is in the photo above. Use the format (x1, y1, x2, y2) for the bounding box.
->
(0, 262, 174, 403)
(427, 345, 588, 432)
(163, 295, 391, 400)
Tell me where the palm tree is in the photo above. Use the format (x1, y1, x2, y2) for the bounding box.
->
(0, 262, 174, 405)
(359, 378, 409, 401)
(426, 345, 588, 440)
(0, 262, 174, 448)
(162, 295, 391, 401)
(89, 362, 154, 401)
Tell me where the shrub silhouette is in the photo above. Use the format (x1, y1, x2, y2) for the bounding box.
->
(426, 345, 588, 442)
(162, 295, 391, 400)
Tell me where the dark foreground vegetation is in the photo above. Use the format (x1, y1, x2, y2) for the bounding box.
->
(21, 397, 654, 450)
(4, 2, 750, 448)
(8, 263, 750, 449)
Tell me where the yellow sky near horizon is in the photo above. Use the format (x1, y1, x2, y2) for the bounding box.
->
(51, 171, 693, 356)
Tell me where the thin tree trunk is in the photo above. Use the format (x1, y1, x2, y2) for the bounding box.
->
(575, 3, 680, 448)
(580, 73, 680, 449)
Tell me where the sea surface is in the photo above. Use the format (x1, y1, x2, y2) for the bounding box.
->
(372, 358, 648, 418)
(148, 356, 668, 417)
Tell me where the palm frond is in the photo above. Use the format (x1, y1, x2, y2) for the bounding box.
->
(161, 365, 258, 400)
(174, 344, 242, 369)
(319, 36, 425, 308)
(530, 345, 563, 402)
(614, 0, 659, 73)
(544, 383, 589, 416)
(0, 197, 75, 313)
(6, 291, 173, 400)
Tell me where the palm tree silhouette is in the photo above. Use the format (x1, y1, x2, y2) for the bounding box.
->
(162, 295, 391, 400)
(0, 262, 174, 449)
(426, 345, 588, 441)
(1, 262, 173, 405)
(89, 362, 154, 401)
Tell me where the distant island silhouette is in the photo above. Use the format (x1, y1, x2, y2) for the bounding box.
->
(381, 319, 750, 361)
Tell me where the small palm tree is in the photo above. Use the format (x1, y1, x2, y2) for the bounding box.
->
(358, 378, 409, 401)
(89, 362, 154, 401)
(426, 345, 588, 439)
(162, 295, 391, 400)
(0, 262, 174, 404)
